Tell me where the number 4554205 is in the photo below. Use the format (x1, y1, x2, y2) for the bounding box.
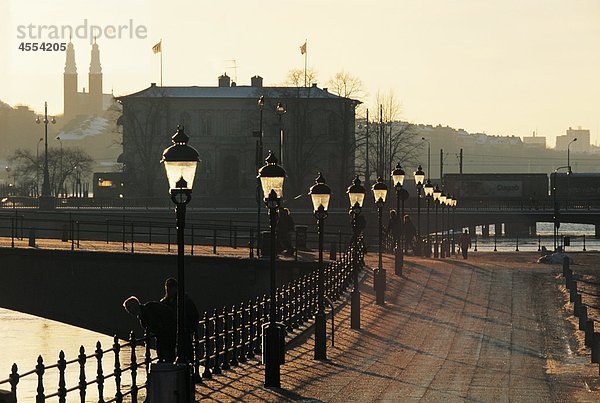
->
(18, 42, 67, 51)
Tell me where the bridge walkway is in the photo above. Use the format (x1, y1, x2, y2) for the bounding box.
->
(195, 253, 600, 402)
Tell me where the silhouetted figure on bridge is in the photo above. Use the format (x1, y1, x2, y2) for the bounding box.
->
(277, 207, 296, 256)
(458, 230, 472, 259)
(123, 296, 176, 362)
(403, 214, 416, 254)
(386, 210, 402, 247)
(160, 278, 200, 362)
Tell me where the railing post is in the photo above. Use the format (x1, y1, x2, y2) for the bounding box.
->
(249, 228, 254, 259)
(247, 300, 256, 359)
(240, 302, 248, 362)
(106, 219, 109, 244)
(516, 234, 519, 252)
(149, 221, 152, 245)
(230, 305, 239, 367)
(202, 312, 212, 379)
(9, 363, 19, 398)
(113, 335, 123, 403)
(78, 346, 86, 402)
(212, 309, 222, 375)
(191, 225, 194, 256)
(233, 226, 237, 249)
(193, 323, 202, 384)
(167, 226, 171, 252)
(35, 355, 45, 403)
(11, 217, 14, 248)
(122, 216, 125, 251)
(213, 229, 217, 254)
(222, 307, 231, 370)
(538, 235, 541, 251)
(57, 350, 67, 403)
(96, 341, 104, 403)
(131, 222, 134, 254)
(128, 332, 138, 401)
(583, 234, 586, 251)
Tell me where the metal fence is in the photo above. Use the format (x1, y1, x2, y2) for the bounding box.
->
(0, 237, 364, 402)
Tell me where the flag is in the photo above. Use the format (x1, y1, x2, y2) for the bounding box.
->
(152, 40, 162, 54)
(300, 41, 307, 55)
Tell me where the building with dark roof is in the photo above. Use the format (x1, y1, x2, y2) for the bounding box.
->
(117, 74, 359, 207)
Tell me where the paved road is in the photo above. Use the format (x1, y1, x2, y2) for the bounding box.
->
(196, 253, 600, 402)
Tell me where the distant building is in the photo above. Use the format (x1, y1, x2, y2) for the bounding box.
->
(117, 74, 359, 207)
(93, 172, 124, 198)
(63, 39, 113, 120)
(555, 127, 590, 152)
(522, 132, 546, 149)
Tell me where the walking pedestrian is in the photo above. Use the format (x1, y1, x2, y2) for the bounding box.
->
(458, 230, 472, 259)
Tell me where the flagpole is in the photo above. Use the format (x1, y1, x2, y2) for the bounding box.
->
(304, 39, 307, 87)
(160, 39, 163, 86)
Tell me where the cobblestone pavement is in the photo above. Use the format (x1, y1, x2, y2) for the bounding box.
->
(194, 252, 600, 402)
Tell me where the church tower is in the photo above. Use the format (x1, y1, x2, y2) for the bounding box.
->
(63, 39, 78, 120)
(88, 38, 103, 115)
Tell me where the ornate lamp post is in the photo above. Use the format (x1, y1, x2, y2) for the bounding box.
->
(36, 102, 56, 210)
(391, 164, 408, 274)
(257, 151, 286, 387)
(309, 173, 332, 360)
(161, 125, 199, 400)
(439, 193, 447, 258)
(35, 138, 43, 197)
(372, 177, 388, 305)
(446, 195, 453, 256)
(432, 185, 441, 258)
(451, 197, 457, 254)
(413, 165, 425, 256)
(423, 179, 434, 257)
(255, 96, 265, 257)
(275, 102, 286, 166)
(347, 176, 365, 330)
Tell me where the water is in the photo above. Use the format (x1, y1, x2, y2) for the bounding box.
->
(0, 308, 147, 401)
(459, 222, 599, 252)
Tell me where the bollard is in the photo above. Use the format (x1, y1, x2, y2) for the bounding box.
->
(131, 222, 134, 254)
(538, 235, 541, 251)
(11, 217, 15, 248)
(493, 233, 497, 252)
(213, 229, 217, 254)
(515, 234, 519, 252)
(474, 237, 478, 252)
(592, 332, 600, 364)
(585, 319, 594, 347)
(28, 227, 36, 247)
(573, 293, 582, 317)
(570, 281, 578, 303)
(578, 305, 588, 330)
(583, 234, 586, 252)
(562, 256, 569, 277)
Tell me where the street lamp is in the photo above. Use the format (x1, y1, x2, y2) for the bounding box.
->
(161, 125, 199, 400)
(552, 165, 571, 251)
(566, 138, 577, 210)
(446, 195, 453, 256)
(439, 192, 447, 258)
(347, 175, 365, 330)
(451, 197, 457, 254)
(255, 96, 265, 257)
(257, 150, 286, 387)
(413, 165, 425, 256)
(309, 173, 331, 360)
(36, 138, 43, 197)
(36, 101, 56, 210)
(372, 177, 388, 305)
(432, 185, 441, 258)
(55, 136, 63, 198)
(391, 164, 408, 274)
(275, 102, 286, 166)
(423, 179, 434, 257)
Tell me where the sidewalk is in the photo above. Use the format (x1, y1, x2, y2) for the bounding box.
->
(194, 252, 600, 402)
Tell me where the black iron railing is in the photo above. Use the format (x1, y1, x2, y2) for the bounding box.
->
(1, 238, 364, 402)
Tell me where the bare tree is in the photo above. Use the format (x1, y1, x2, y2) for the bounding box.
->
(283, 68, 319, 87)
(8, 147, 93, 196)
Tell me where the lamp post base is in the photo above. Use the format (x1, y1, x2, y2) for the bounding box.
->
(375, 268, 386, 305)
(38, 196, 56, 211)
(351, 289, 361, 330)
(314, 311, 327, 360)
(263, 323, 285, 387)
(394, 247, 403, 276)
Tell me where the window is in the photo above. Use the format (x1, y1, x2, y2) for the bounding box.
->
(98, 179, 113, 187)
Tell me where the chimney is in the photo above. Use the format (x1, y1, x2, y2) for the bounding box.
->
(218, 73, 230, 87)
(251, 75, 263, 87)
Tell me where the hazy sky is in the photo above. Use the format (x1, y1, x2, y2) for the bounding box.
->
(1, 0, 599, 146)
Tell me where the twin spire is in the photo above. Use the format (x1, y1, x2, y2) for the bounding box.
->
(64, 38, 102, 75)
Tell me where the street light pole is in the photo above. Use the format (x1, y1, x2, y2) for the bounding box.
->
(309, 173, 331, 360)
(566, 138, 577, 210)
(433, 185, 441, 258)
(423, 180, 434, 257)
(36, 102, 56, 209)
(258, 151, 286, 387)
(446, 195, 452, 257)
(275, 102, 286, 166)
(372, 177, 388, 305)
(552, 165, 571, 251)
(161, 125, 199, 401)
(55, 136, 63, 198)
(391, 164, 406, 274)
(36, 138, 43, 197)
(439, 193, 447, 258)
(413, 165, 425, 256)
(256, 96, 265, 257)
(347, 176, 365, 330)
